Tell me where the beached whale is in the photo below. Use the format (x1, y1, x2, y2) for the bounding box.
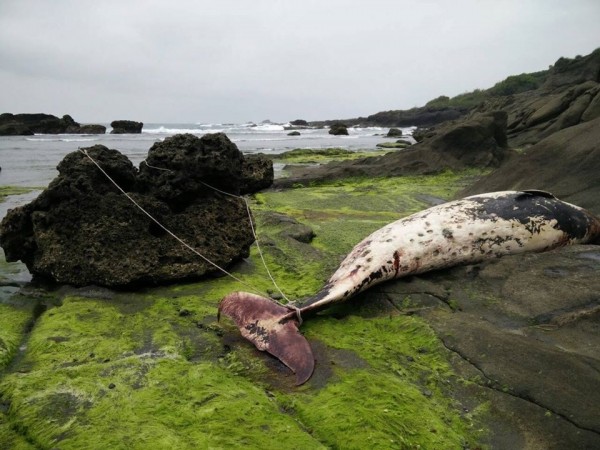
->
(219, 190, 600, 384)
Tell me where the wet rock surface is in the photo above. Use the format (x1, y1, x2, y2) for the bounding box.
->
(344, 244, 600, 448)
(0, 133, 273, 286)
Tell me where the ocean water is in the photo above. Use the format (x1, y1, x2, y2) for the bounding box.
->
(0, 122, 414, 189)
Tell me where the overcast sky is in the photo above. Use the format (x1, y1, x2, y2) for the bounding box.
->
(1, 0, 599, 124)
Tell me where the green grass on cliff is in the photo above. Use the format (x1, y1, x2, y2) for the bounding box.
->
(0, 169, 488, 449)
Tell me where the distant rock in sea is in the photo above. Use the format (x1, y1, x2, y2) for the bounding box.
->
(79, 124, 107, 134)
(290, 119, 308, 126)
(0, 113, 106, 135)
(386, 128, 403, 137)
(329, 123, 349, 135)
(110, 120, 143, 134)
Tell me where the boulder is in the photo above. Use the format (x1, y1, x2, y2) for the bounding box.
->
(240, 154, 274, 194)
(110, 120, 143, 134)
(79, 124, 107, 134)
(0, 133, 273, 287)
(329, 123, 349, 136)
(386, 128, 403, 137)
(411, 127, 433, 143)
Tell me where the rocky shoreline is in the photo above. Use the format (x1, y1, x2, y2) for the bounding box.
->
(0, 114, 145, 135)
(1, 48, 599, 449)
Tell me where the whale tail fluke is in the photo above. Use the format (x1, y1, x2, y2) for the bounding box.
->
(218, 292, 315, 385)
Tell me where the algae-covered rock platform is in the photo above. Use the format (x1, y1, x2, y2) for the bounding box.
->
(1, 169, 599, 449)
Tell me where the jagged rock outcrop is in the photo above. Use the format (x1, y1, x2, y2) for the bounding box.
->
(0, 113, 106, 135)
(0, 133, 273, 286)
(110, 120, 143, 134)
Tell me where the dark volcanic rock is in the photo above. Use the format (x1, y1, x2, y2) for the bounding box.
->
(240, 154, 274, 194)
(328, 123, 349, 136)
(386, 127, 403, 137)
(79, 124, 107, 134)
(110, 120, 143, 134)
(0, 113, 106, 135)
(0, 120, 34, 136)
(0, 133, 273, 287)
(138, 133, 245, 206)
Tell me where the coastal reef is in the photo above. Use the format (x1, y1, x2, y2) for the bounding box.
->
(0, 113, 106, 136)
(0, 133, 273, 286)
(277, 111, 509, 187)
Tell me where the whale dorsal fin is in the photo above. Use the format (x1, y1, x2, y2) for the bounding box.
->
(517, 189, 556, 199)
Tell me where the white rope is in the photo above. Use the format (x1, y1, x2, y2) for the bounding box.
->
(79, 148, 270, 298)
(141, 159, 172, 172)
(199, 181, 291, 303)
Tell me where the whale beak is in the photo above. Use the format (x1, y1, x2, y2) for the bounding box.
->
(218, 292, 315, 385)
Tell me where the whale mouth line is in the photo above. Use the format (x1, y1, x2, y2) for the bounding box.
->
(218, 291, 315, 385)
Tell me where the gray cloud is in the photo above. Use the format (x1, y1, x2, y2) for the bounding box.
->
(1, 0, 599, 123)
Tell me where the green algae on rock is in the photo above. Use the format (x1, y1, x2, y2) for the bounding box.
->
(0, 186, 38, 202)
(272, 147, 390, 165)
(0, 170, 489, 449)
(0, 300, 35, 370)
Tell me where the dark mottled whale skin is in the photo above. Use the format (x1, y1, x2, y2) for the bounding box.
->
(219, 190, 600, 384)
